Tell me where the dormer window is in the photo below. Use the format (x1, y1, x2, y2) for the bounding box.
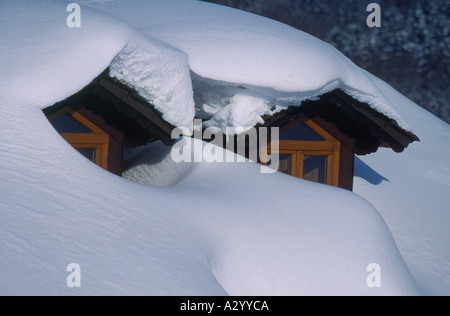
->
(43, 70, 176, 177)
(266, 117, 341, 186)
(48, 110, 109, 169)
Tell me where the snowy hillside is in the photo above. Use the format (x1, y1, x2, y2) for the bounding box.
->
(0, 0, 447, 296)
(354, 74, 450, 296)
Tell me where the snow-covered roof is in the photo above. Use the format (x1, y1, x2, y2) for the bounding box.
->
(2, 0, 414, 137)
(92, 0, 417, 134)
(2, 0, 449, 296)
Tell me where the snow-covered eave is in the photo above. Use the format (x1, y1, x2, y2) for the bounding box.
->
(316, 89, 420, 153)
(85, 67, 420, 154)
(192, 71, 419, 154)
(1, 0, 418, 154)
(257, 88, 420, 155)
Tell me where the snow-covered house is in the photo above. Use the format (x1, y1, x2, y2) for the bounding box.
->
(2, 0, 449, 296)
(43, 68, 418, 190)
(227, 88, 419, 190)
(43, 70, 176, 176)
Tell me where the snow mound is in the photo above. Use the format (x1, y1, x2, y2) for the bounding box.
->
(0, 0, 131, 107)
(0, 0, 426, 295)
(176, 141, 420, 296)
(122, 141, 195, 187)
(0, 0, 195, 131)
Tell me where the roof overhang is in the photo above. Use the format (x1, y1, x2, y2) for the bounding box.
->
(44, 69, 176, 147)
(263, 89, 419, 155)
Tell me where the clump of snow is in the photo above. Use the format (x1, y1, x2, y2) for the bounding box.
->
(202, 90, 274, 133)
(110, 40, 195, 131)
(122, 141, 195, 187)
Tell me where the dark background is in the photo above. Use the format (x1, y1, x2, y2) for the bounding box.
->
(203, 0, 449, 123)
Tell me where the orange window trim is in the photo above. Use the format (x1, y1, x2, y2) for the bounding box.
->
(56, 111, 110, 170)
(263, 118, 341, 187)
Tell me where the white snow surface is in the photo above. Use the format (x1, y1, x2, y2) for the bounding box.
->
(122, 141, 195, 187)
(0, 0, 425, 296)
(84, 0, 411, 133)
(354, 73, 450, 296)
(0, 0, 194, 130)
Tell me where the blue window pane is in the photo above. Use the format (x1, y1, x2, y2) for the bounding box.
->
(51, 113, 93, 133)
(303, 155, 328, 184)
(280, 122, 324, 141)
(76, 148, 96, 163)
(278, 154, 292, 175)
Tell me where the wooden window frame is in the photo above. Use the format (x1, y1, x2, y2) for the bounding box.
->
(277, 150, 298, 177)
(53, 111, 109, 169)
(299, 150, 339, 186)
(264, 118, 340, 186)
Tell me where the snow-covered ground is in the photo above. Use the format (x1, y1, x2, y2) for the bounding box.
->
(354, 75, 450, 296)
(0, 0, 448, 295)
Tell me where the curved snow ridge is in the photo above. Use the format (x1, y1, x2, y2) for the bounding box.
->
(120, 137, 422, 295)
(0, 0, 130, 106)
(176, 139, 421, 296)
(0, 0, 196, 131)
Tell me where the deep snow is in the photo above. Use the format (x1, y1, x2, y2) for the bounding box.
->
(0, 0, 447, 296)
(354, 73, 450, 296)
(85, 0, 412, 134)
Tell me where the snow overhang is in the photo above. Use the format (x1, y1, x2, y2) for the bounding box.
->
(2, 0, 419, 154)
(261, 89, 420, 155)
(91, 0, 418, 140)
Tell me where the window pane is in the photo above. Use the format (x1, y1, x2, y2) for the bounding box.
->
(278, 154, 292, 175)
(303, 155, 328, 184)
(280, 122, 324, 141)
(51, 113, 93, 133)
(76, 148, 96, 163)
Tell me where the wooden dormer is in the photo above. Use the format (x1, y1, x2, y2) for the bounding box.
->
(266, 117, 342, 187)
(259, 89, 419, 191)
(43, 69, 175, 176)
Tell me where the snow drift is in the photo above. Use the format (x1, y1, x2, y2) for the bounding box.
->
(354, 73, 450, 296)
(0, 0, 424, 295)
